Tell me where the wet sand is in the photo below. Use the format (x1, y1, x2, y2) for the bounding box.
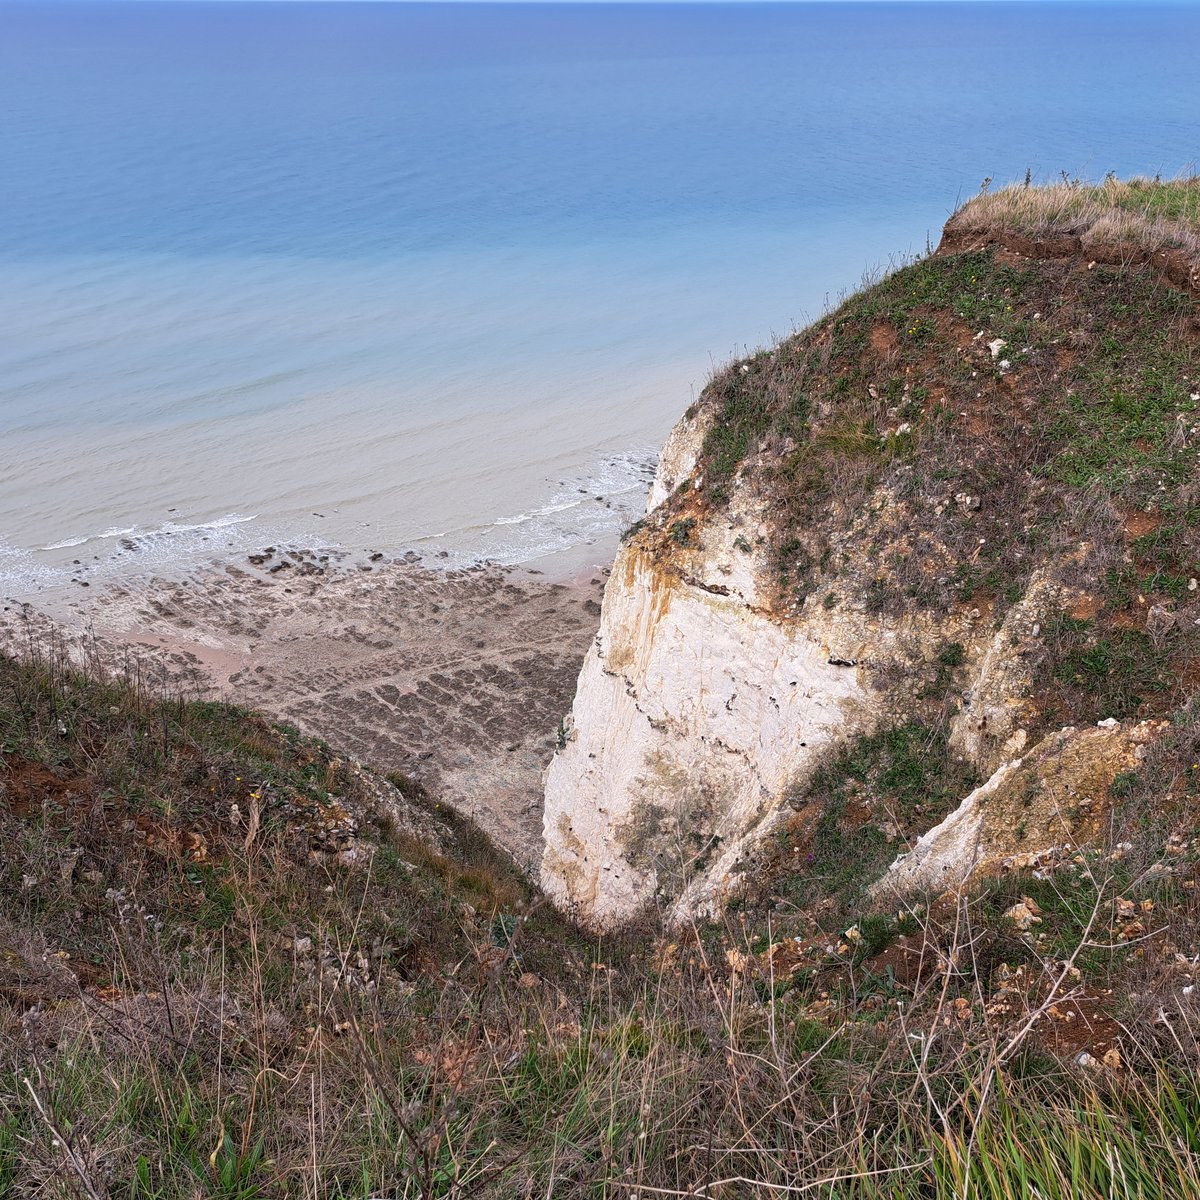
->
(1, 547, 607, 871)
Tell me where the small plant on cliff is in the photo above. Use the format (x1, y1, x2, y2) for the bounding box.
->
(772, 722, 978, 918)
(668, 516, 696, 546)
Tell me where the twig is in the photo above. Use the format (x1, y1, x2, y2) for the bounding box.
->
(20, 1072, 105, 1200)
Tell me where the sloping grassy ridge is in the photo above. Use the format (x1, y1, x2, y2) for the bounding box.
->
(635, 176, 1199, 789)
(4, 646, 1200, 1198)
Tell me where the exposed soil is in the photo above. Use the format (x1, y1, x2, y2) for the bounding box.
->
(1069, 594, 1105, 621)
(869, 321, 899, 359)
(938, 225, 1200, 296)
(0, 757, 90, 818)
(1123, 508, 1164, 539)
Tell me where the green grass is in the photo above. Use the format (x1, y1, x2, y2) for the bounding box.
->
(11, 947, 1200, 1200)
(7, 649, 1200, 1196)
(651, 208, 1198, 662)
(696, 246, 1196, 510)
(933, 1072, 1200, 1200)
(771, 722, 979, 917)
(1041, 614, 1174, 723)
(1046, 276, 1197, 492)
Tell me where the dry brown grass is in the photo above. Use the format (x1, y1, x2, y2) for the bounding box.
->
(947, 175, 1200, 265)
(8, 848, 1200, 1198)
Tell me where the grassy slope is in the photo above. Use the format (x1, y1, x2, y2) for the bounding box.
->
(5, 181, 1200, 1197)
(683, 239, 1200, 748)
(0, 641, 602, 1196)
(5, 645, 1200, 1200)
(692, 189, 1199, 632)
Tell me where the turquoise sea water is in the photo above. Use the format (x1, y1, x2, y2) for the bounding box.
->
(1, 1, 1198, 591)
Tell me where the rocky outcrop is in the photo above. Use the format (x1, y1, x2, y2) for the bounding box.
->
(873, 718, 1163, 896)
(946, 572, 1060, 775)
(541, 419, 1060, 929)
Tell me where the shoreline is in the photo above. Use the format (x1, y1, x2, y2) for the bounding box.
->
(0, 446, 660, 606)
(1, 544, 611, 870)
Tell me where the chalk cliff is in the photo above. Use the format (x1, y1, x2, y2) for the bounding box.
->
(544, 181, 1200, 928)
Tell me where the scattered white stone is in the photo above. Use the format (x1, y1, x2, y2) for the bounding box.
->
(988, 338, 1007, 359)
(1004, 898, 1043, 931)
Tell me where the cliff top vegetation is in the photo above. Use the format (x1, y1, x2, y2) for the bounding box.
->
(951, 174, 1200, 254)
(636, 176, 1199, 747)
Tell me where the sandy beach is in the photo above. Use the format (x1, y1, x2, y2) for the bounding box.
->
(0, 546, 607, 870)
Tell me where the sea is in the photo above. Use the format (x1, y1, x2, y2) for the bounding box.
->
(1, 0, 1198, 595)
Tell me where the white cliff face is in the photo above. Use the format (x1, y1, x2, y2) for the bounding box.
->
(540, 217, 1193, 931)
(645, 406, 711, 512)
(541, 408, 1110, 930)
(542, 410, 899, 928)
(541, 540, 869, 927)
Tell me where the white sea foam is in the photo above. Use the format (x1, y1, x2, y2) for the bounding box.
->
(449, 447, 658, 567)
(165, 513, 258, 534)
(0, 512, 275, 601)
(0, 537, 71, 594)
(141, 513, 259, 541)
(107, 512, 261, 560)
(493, 498, 585, 526)
(35, 513, 258, 556)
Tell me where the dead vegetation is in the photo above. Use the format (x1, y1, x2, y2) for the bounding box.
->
(947, 174, 1200, 282)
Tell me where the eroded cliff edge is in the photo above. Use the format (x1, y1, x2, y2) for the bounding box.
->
(544, 179, 1200, 929)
